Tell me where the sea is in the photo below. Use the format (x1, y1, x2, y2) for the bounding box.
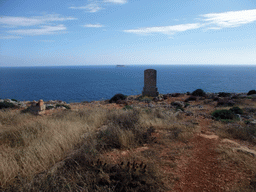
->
(0, 65, 256, 103)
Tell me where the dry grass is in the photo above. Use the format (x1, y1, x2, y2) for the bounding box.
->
(0, 106, 186, 191)
(21, 152, 166, 192)
(211, 104, 256, 191)
(1, 95, 256, 191)
(0, 108, 108, 187)
(216, 145, 256, 191)
(212, 117, 256, 144)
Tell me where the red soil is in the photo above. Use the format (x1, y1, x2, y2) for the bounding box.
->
(172, 118, 249, 192)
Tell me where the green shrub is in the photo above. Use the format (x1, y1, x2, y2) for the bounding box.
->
(175, 106, 184, 112)
(56, 104, 71, 110)
(138, 96, 153, 103)
(109, 93, 126, 103)
(212, 109, 238, 120)
(171, 93, 180, 97)
(123, 105, 133, 110)
(245, 120, 251, 125)
(184, 103, 190, 108)
(191, 89, 205, 96)
(247, 90, 256, 95)
(46, 106, 54, 110)
(171, 102, 184, 111)
(217, 99, 235, 107)
(0, 102, 15, 109)
(185, 96, 197, 102)
(11, 99, 18, 102)
(218, 92, 231, 97)
(229, 106, 243, 114)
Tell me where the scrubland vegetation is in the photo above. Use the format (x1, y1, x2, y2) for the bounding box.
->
(0, 90, 256, 191)
(0, 105, 190, 191)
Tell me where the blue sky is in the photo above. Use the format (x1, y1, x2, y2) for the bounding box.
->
(1, 0, 256, 66)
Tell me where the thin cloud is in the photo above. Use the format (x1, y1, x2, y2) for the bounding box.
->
(124, 23, 201, 35)
(124, 9, 256, 37)
(104, 0, 127, 4)
(0, 14, 76, 27)
(0, 14, 75, 37)
(8, 25, 67, 36)
(0, 35, 22, 39)
(39, 40, 55, 42)
(201, 9, 256, 29)
(70, 0, 127, 13)
(83, 24, 104, 28)
(69, 3, 102, 13)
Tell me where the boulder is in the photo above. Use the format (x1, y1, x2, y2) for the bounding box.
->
(234, 147, 256, 158)
(171, 101, 185, 108)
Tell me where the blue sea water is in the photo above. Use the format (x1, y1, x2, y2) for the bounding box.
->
(0, 65, 255, 103)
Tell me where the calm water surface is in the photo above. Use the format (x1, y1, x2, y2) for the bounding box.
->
(1, 65, 255, 102)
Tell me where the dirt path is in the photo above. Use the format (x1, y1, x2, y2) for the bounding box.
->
(173, 118, 245, 192)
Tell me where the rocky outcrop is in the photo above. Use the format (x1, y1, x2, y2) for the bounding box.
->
(29, 100, 46, 115)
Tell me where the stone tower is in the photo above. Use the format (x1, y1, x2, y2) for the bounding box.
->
(38, 99, 46, 111)
(142, 69, 159, 97)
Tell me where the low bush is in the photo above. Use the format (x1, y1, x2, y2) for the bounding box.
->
(46, 106, 54, 110)
(226, 124, 256, 143)
(138, 96, 153, 103)
(218, 92, 231, 97)
(152, 109, 166, 119)
(162, 94, 169, 100)
(123, 105, 133, 110)
(0, 101, 15, 109)
(247, 90, 256, 95)
(97, 110, 156, 150)
(229, 106, 243, 114)
(244, 107, 256, 113)
(184, 103, 190, 108)
(56, 104, 71, 109)
(106, 110, 140, 130)
(185, 96, 197, 102)
(212, 109, 238, 120)
(23, 153, 164, 192)
(217, 99, 235, 107)
(109, 93, 126, 103)
(191, 89, 205, 96)
(21, 107, 30, 113)
(168, 127, 182, 140)
(171, 101, 183, 108)
(0, 105, 179, 191)
(176, 106, 184, 111)
(171, 102, 184, 111)
(171, 93, 180, 97)
(11, 99, 18, 102)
